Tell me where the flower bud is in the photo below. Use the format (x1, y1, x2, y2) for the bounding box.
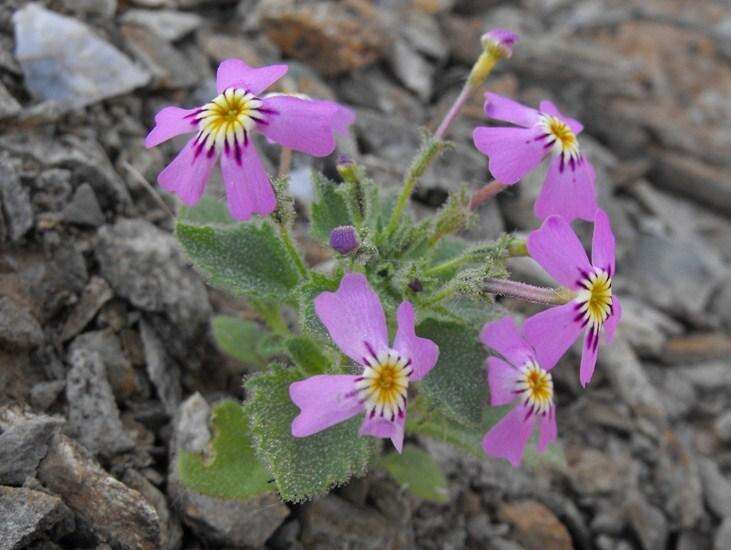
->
(336, 155, 357, 182)
(329, 225, 359, 255)
(480, 29, 520, 60)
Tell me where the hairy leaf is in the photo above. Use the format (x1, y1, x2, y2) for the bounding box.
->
(211, 315, 270, 368)
(177, 220, 300, 301)
(310, 172, 352, 242)
(297, 272, 341, 341)
(244, 365, 376, 502)
(417, 318, 487, 426)
(179, 195, 235, 225)
(178, 400, 272, 500)
(380, 445, 448, 503)
(286, 336, 331, 374)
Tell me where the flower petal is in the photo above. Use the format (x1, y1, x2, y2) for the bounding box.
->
(314, 273, 389, 365)
(591, 208, 616, 274)
(538, 100, 583, 135)
(359, 411, 406, 453)
(220, 142, 276, 221)
(472, 126, 548, 185)
(487, 356, 518, 407)
(604, 296, 622, 344)
(484, 92, 540, 128)
(537, 408, 557, 452)
(216, 59, 288, 95)
(523, 303, 584, 371)
(534, 154, 597, 222)
(480, 316, 533, 367)
(144, 106, 198, 148)
(579, 329, 599, 387)
(323, 100, 356, 135)
(290, 375, 362, 437)
(482, 404, 534, 468)
(527, 215, 592, 288)
(259, 95, 339, 157)
(392, 302, 439, 381)
(158, 138, 216, 206)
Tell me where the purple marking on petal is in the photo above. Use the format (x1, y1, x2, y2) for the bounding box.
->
(569, 157, 576, 171)
(559, 154, 565, 173)
(206, 147, 215, 158)
(364, 341, 378, 361)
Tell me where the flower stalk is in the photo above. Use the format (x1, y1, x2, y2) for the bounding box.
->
(483, 278, 574, 306)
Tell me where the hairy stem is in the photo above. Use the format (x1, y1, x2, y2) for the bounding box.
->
(277, 147, 292, 178)
(483, 278, 574, 305)
(470, 180, 508, 210)
(434, 84, 471, 141)
(277, 223, 308, 279)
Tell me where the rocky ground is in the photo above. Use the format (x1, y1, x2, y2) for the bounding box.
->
(1, 0, 730, 549)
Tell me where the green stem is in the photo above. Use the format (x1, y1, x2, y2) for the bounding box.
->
(424, 255, 471, 278)
(278, 223, 308, 279)
(385, 138, 444, 238)
(420, 285, 459, 308)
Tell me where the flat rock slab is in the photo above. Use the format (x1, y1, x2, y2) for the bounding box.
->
(0, 486, 74, 550)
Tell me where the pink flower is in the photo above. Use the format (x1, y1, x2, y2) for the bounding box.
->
(481, 29, 520, 59)
(289, 273, 439, 452)
(144, 59, 354, 221)
(480, 317, 558, 467)
(473, 92, 597, 222)
(524, 209, 622, 387)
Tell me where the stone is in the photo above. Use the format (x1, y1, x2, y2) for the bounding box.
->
(0, 486, 74, 550)
(258, 0, 387, 76)
(711, 275, 731, 332)
(12, 3, 150, 109)
(498, 500, 573, 550)
(714, 411, 731, 443)
(69, 329, 139, 402)
(65, 348, 135, 457)
(33, 169, 73, 214)
(300, 494, 406, 549)
(655, 433, 704, 528)
(62, 183, 105, 227)
(699, 458, 731, 518)
(122, 469, 182, 550)
(121, 24, 197, 90)
(60, 276, 114, 343)
(37, 433, 160, 549)
(567, 449, 625, 496)
(120, 9, 202, 41)
(173, 392, 211, 456)
(0, 81, 21, 119)
(30, 381, 66, 411)
(716, 519, 731, 550)
(139, 320, 181, 415)
(0, 296, 44, 351)
(624, 491, 669, 550)
(0, 154, 33, 241)
(400, 10, 448, 61)
(0, 407, 63, 486)
(95, 219, 211, 339)
(619, 297, 683, 357)
(388, 39, 434, 101)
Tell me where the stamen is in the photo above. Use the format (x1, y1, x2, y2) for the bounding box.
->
(538, 114, 580, 162)
(514, 360, 554, 418)
(195, 87, 266, 156)
(574, 266, 613, 335)
(354, 348, 411, 422)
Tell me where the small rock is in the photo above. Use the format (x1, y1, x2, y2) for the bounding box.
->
(121, 24, 197, 89)
(33, 169, 73, 213)
(0, 296, 44, 351)
(174, 392, 211, 455)
(13, 3, 150, 109)
(699, 458, 731, 518)
(62, 183, 105, 227)
(301, 494, 406, 549)
(711, 275, 731, 332)
(60, 276, 114, 343)
(38, 433, 160, 549)
(69, 329, 139, 402)
(624, 491, 669, 550)
(714, 411, 731, 443)
(655, 433, 704, 528)
(0, 154, 33, 241)
(388, 39, 434, 101)
(498, 500, 574, 550)
(65, 348, 135, 457)
(120, 9, 201, 41)
(716, 519, 731, 550)
(0, 407, 63, 486)
(0, 486, 74, 550)
(139, 320, 181, 415)
(95, 219, 211, 340)
(258, 0, 387, 76)
(661, 334, 731, 365)
(568, 448, 625, 496)
(122, 469, 182, 550)
(400, 11, 448, 61)
(0, 81, 21, 119)
(619, 297, 683, 357)
(30, 381, 66, 411)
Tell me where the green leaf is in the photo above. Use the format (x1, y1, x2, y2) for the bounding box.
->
(309, 172, 352, 243)
(380, 445, 448, 503)
(179, 196, 235, 225)
(416, 318, 487, 427)
(212, 315, 270, 368)
(285, 336, 331, 374)
(428, 187, 475, 247)
(177, 220, 300, 301)
(178, 400, 272, 500)
(244, 365, 376, 502)
(297, 272, 340, 340)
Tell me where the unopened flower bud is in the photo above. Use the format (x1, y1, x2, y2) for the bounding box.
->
(480, 29, 519, 60)
(330, 225, 359, 255)
(336, 155, 357, 181)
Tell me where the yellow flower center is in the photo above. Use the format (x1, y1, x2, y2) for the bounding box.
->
(539, 114, 580, 161)
(515, 361, 554, 417)
(191, 88, 266, 156)
(355, 349, 411, 421)
(575, 268, 613, 333)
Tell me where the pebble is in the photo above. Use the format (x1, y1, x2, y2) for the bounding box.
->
(140, 320, 181, 415)
(0, 486, 74, 550)
(120, 9, 202, 42)
(498, 500, 574, 550)
(0, 296, 44, 351)
(60, 276, 114, 343)
(624, 491, 669, 550)
(716, 518, 731, 550)
(699, 458, 731, 518)
(0, 154, 33, 241)
(62, 183, 105, 227)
